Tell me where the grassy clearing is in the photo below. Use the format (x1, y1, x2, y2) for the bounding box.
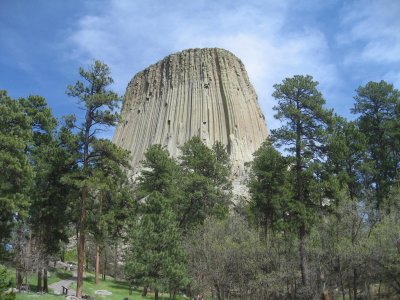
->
(69, 273, 188, 300)
(14, 269, 188, 300)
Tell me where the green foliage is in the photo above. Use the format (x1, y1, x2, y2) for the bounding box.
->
(248, 141, 291, 232)
(352, 80, 400, 210)
(326, 116, 368, 197)
(137, 144, 180, 200)
(0, 265, 15, 300)
(24, 95, 75, 257)
(136, 138, 231, 233)
(66, 61, 120, 121)
(271, 75, 333, 228)
(186, 215, 266, 299)
(179, 137, 231, 229)
(271, 75, 333, 158)
(129, 138, 232, 297)
(66, 60, 128, 297)
(0, 91, 33, 243)
(125, 192, 188, 294)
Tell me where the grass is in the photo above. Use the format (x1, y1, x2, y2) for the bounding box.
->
(14, 269, 188, 300)
(69, 273, 188, 300)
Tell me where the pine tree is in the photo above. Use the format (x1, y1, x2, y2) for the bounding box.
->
(351, 80, 400, 211)
(178, 137, 231, 230)
(66, 60, 123, 298)
(0, 91, 32, 245)
(125, 192, 187, 299)
(86, 140, 131, 284)
(248, 141, 291, 235)
(271, 75, 333, 287)
(21, 95, 74, 293)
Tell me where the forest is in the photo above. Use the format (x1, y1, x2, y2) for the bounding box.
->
(0, 61, 399, 300)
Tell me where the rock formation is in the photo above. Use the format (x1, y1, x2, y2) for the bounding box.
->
(113, 48, 268, 195)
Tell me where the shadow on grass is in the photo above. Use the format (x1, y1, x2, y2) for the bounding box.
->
(54, 271, 73, 280)
(109, 280, 129, 290)
(82, 276, 96, 284)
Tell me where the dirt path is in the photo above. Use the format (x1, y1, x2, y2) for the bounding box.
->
(48, 273, 76, 296)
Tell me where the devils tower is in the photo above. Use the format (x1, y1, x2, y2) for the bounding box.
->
(113, 48, 268, 185)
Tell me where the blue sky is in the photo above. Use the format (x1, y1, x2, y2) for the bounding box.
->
(1, 0, 399, 138)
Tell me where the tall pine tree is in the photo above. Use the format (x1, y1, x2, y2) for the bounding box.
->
(271, 75, 333, 287)
(66, 60, 123, 298)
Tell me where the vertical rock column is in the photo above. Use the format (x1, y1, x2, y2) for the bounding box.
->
(113, 48, 268, 183)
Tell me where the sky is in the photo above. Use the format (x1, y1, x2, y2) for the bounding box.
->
(1, 0, 399, 139)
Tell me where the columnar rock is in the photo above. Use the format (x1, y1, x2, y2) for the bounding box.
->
(113, 48, 268, 187)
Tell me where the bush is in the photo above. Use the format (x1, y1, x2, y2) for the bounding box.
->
(0, 265, 15, 300)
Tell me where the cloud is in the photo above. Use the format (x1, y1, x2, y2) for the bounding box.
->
(63, 0, 340, 131)
(338, 0, 400, 65)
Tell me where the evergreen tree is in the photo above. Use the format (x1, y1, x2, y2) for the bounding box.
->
(178, 137, 231, 230)
(136, 144, 181, 200)
(125, 192, 187, 300)
(248, 141, 291, 235)
(351, 80, 400, 211)
(0, 91, 32, 245)
(270, 75, 333, 287)
(21, 95, 75, 293)
(65, 60, 123, 298)
(86, 140, 131, 284)
(0, 264, 15, 300)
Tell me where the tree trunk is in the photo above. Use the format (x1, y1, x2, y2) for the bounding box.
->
(16, 269, 23, 288)
(95, 191, 103, 284)
(37, 269, 42, 293)
(43, 266, 48, 293)
(142, 286, 148, 296)
(114, 241, 118, 280)
(215, 283, 223, 300)
(95, 243, 100, 284)
(155, 288, 159, 300)
(353, 268, 357, 300)
(102, 251, 107, 281)
(15, 225, 24, 288)
(299, 224, 308, 286)
(85, 244, 89, 271)
(322, 289, 329, 300)
(378, 280, 381, 300)
(351, 200, 358, 300)
(295, 117, 308, 287)
(76, 185, 88, 298)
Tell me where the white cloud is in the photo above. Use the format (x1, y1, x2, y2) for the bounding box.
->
(338, 0, 400, 64)
(64, 0, 340, 132)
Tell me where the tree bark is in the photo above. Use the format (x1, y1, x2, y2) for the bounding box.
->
(353, 268, 357, 300)
(95, 243, 100, 284)
(43, 267, 48, 293)
(215, 283, 223, 300)
(37, 269, 42, 293)
(114, 241, 118, 280)
(95, 191, 103, 284)
(142, 286, 148, 296)
(15, 225, 24, 288)
(295, 116, 308, 287)
(102, 251, 107, 281)
(351, 201, 358, 300)
(76, 185, 88, 298)
(155, 288, 159, 300)
(16, 269, 23, 288)
(299, 223, 308, 287)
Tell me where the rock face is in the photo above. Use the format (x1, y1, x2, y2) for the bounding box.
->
(113, 48, 268, 189)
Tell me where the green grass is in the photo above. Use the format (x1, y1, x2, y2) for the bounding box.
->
(14, 269, 188, 300)
(16, 293, 64, 299)
(69, 273, 188, 300)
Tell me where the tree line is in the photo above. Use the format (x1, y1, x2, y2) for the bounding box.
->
(0, 61, 399, 300)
